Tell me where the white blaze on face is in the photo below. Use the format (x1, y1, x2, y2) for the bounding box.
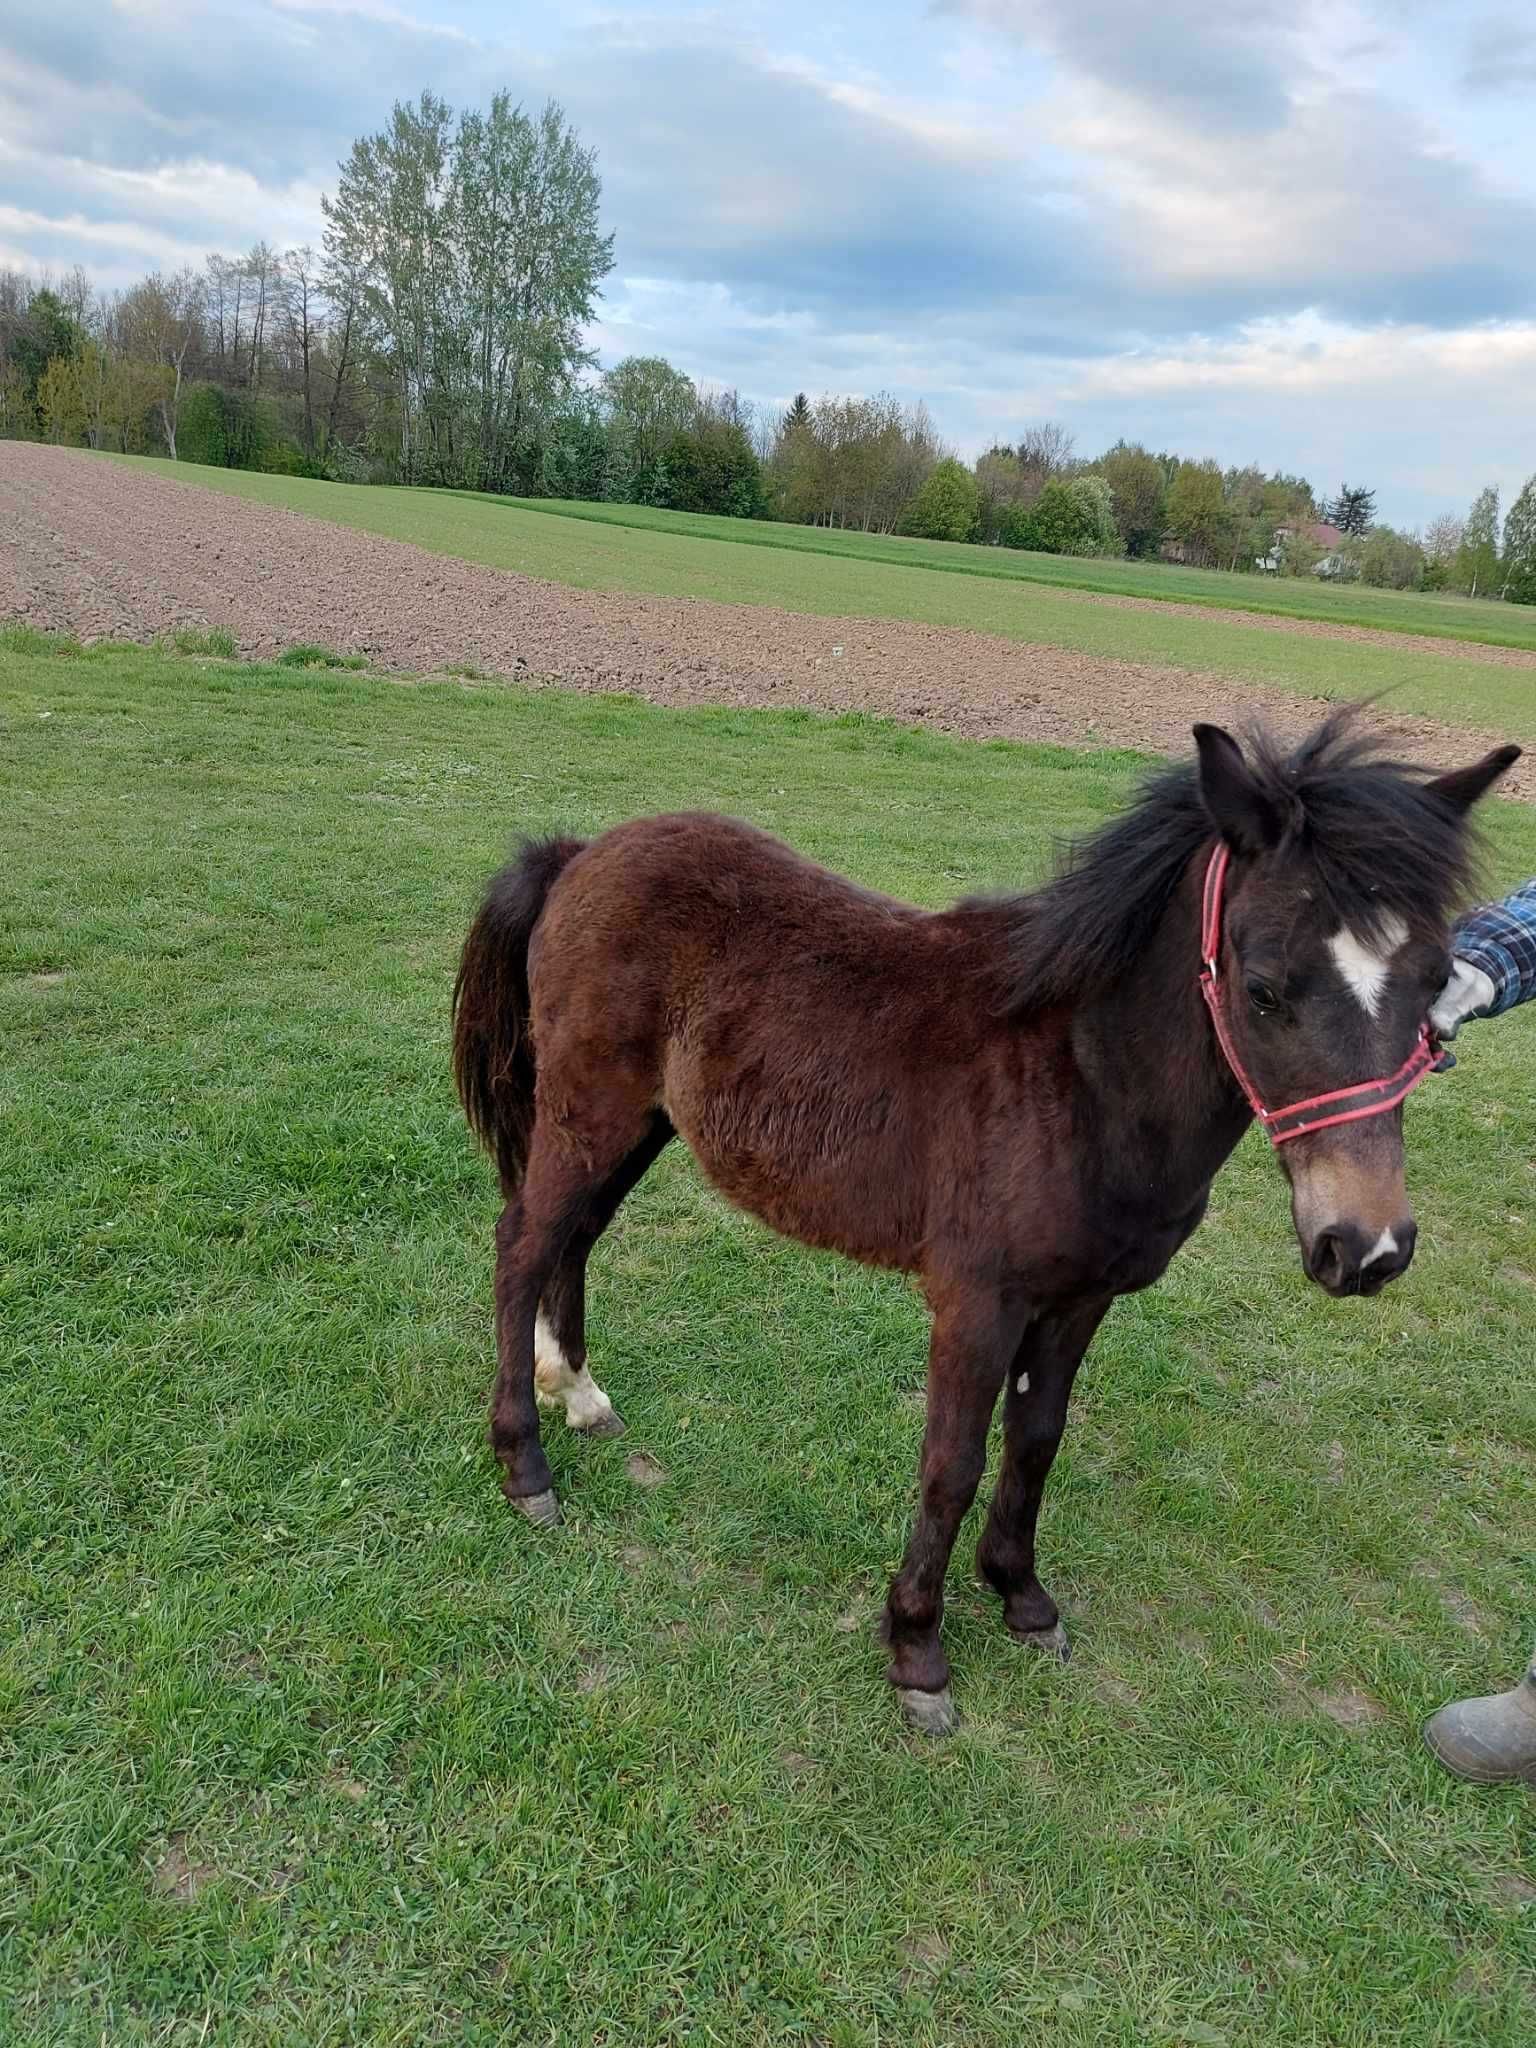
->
(1363, 1227, 1399, 1268)
(1327, 914, 1409, 1019)
(533, 1310, 618, 1431)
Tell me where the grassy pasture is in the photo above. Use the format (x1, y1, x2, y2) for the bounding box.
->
(3, 636, 1536, 2045)
(103, 454, 1536, 745)
(459, 492, 1536, 651)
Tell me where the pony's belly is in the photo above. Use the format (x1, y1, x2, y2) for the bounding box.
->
(662, 1079, 925, 1271)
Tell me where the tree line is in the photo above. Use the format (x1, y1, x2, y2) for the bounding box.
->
(3, 88, 1533, 602)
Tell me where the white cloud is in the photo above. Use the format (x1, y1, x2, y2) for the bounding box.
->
(268, 0, 476, 41)
(1063, 313, 1536, 401)
(2, 0, 1533, 524)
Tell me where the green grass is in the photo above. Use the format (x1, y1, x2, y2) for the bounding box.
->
(275, 643, 367, 671)
(168, 626, 238, 660)
(104, 455, 1536, 746)
(4, 639, 1536, 2046)
(457, 491, 1536, 649)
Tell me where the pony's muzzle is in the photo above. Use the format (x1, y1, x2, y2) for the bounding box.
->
(1305, 1217, 1417, 1297)
(1286, 1131, 1415, 1298)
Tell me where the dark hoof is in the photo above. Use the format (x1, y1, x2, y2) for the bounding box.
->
(576, 1409, 627, 1439)
(1010, 1619, 1071, 1663)
(509, 1487, 560, 1529)
(897, 1685, 958, 1737)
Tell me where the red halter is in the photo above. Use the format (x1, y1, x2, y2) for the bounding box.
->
(1198, 843, 1442, 1147)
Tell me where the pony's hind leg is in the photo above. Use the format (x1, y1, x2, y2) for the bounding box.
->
(535, 1115, 674, 1438)
(489, 1101, 657, 1527)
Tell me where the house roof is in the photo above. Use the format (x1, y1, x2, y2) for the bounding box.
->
(1278, 520, 1346, 548)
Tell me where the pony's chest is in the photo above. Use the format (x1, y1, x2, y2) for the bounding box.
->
(1071, 1186, 1212, 1296)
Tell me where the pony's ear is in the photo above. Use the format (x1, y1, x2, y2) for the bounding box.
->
(1426, 744, 1521, 812)
(1193, 723, 1281, 852)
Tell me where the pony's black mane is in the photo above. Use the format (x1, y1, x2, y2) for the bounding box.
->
(982, 712, 1482, 1014)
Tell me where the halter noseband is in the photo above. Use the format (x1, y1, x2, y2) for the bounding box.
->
(1198, 843, 1442, 1147)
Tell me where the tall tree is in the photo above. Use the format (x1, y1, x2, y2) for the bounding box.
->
(1327, 484, 1376, 536)
(1423, 512, 1463, 564)
(281, 247, 323, 459)
(117, 269, 202, 459)
(601, 355, 696, 497)
(324, 90, 458, 483)
(5, 287, 85, 412)
(243, 242, 280, 390)
(320, 241, 366, 455)
(1098, 441, 1167, 557)
(1501, 474, 1536, 603)
(1014, 421, 1075, 483)
(453, 95, 613, 490)
(1455, 485, 1500, 598)
(1164, 460, 1231, 566)
(323, 91, 610, 489)
(972, 445, 1039, 546)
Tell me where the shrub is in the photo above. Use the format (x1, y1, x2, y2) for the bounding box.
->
(276, 644, 366, 670)
(1006, 475, 1119, 556)
(169, 626, 238, 658)
(178, 383, 273, 470)
(0, 624, 77, 656)
(1358, 525, 1425, 590)
(899, 458, 980, 543)
(258, 438, 325, 478)
(657, 420, 767, 519)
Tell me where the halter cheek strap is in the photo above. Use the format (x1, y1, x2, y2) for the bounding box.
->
(1198, 843, 1443, 1147)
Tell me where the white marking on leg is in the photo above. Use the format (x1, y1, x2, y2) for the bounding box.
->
(1016, 1371, 1030, 1393)
(1328, 915, 1408, 1019)
(1363, 1226, 1398, 1267)
(534, 1310, 617, 1431)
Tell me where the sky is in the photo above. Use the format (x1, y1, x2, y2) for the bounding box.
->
(5, 0, 1535, 526)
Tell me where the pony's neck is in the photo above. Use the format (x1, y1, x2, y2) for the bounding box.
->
(1072, 848, 1252, 1204)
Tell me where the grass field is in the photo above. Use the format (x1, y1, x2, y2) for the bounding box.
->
(464, 492, 1536, 650)
(103, 455, 1536, 745)
(4, 635, 1536, 2045)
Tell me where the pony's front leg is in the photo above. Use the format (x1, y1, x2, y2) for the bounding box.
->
(883, 1284, 1024, 1735)
(976, 1294, 1111, 1662)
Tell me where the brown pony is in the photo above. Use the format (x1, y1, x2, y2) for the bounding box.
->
(453, 714, 1517, 1732)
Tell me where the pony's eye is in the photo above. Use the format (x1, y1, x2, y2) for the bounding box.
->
(1247, 978, 1281, 1014)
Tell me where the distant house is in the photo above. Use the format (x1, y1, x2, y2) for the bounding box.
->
(1256, 520, 1347, 575)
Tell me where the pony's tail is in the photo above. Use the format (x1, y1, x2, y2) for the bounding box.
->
(452, 837, 586, 1194)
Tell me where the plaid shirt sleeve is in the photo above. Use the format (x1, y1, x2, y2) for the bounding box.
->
(1450, 878, 1536, 1016)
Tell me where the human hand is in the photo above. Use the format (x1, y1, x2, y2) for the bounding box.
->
(1430, 958, 1498, 1041)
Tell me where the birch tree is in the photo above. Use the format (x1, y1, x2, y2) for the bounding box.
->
(453, 96, 613, 488)
(117, 269, 202, 458)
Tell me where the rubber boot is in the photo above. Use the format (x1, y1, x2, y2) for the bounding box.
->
(1423, 1650, 1536, 1786)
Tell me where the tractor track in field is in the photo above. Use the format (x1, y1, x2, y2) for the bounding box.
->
(2, 442, 1529, 797)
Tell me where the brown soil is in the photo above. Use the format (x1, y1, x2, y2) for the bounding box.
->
(2, 443, 1528, 796)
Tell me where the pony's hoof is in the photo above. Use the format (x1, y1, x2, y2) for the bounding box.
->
(1012, 1620, 1071, 1663)
(510, 1487, 561, 1529)
(577, 1409, 627, 1439)
(897, 1685, 958, 1737)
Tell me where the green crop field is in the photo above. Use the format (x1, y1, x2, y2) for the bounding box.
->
(5, 634, 1536, 2045)
(104, 455, 1536, 745)
(455, 491, 1536, 650)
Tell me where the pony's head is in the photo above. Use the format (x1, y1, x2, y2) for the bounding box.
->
(1193, 717, 1518, 1296)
